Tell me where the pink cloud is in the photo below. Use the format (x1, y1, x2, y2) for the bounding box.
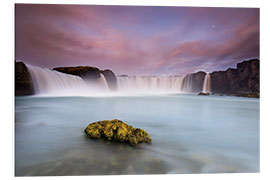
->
(15, 4, 259, 75)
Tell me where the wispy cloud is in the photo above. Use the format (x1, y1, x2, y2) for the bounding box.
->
(15, 4, 259, 75)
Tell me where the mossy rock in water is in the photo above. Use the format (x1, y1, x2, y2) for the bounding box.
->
(84, 119, 152, 146)
(198, 92, 210, 96)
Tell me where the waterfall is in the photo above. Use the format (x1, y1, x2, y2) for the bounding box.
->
(26, 64, 109, 95)
(181, 74, 193, 92)
(117, 76, 184, 93)
(26, 64, 206, 95)
(202, 73, 211, 93)
(97, 74, 109, 91)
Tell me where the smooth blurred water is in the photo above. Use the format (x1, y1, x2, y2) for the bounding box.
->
(15, 94, 259, 176)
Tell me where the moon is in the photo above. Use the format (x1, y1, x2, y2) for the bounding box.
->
(212, 25, 216, 28)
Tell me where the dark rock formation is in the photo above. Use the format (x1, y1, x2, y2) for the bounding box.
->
(15, 61, 33, 96)
(84, 119, 152, 146)
(100, 69, 117, 91)
(198, 92, 210, 96)
(210, 59, 259, 94)
(190, 71, 206, 92)
(232, 93, 259, 98)
(53, 66, 101, 82)
(182, 71, 206, 92)
(118, 74, 128, 77)
(53, 66, 117, 91)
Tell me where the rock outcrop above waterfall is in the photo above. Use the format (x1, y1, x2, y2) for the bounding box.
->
(15, 61, 33, 96)
(119, 74, 128, 77)
(53, 66, 101, 81)
(100, 70, 117, 91)
(190, 71, 206, 92)
(182, 71, 206, 92)
(210, 59, 259, 94)
(53, 66, 117, 90)
(84, 119, 152, 146)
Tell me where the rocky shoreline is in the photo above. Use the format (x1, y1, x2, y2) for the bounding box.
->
(199, 92, 259, 98)
(230, 93, 259, 98)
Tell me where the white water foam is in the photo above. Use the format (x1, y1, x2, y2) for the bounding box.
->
(26, 64, 209, 96)
(117, 76, 185, 93)
(26, 64, 109, 96)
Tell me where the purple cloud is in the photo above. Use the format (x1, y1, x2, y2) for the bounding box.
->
(15, 4, 259, 75)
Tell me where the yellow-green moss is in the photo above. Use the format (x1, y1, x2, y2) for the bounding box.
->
(84, 119, 152, 146)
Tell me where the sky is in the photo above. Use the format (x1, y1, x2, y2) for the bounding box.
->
(15, 4, 259, 76)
